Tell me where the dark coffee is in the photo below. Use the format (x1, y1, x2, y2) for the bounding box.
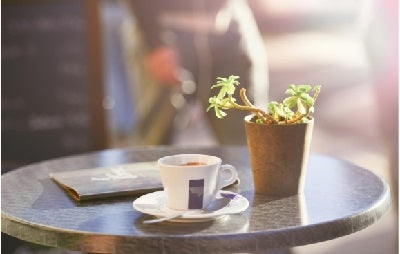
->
(181, 162, 207, 166)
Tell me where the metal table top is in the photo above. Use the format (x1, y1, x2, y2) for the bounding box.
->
(1, 146, 391, 253)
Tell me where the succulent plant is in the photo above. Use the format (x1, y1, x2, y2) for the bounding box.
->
(207, 75, 321, 124)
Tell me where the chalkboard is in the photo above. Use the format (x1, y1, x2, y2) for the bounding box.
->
(2, 1, 108, 166)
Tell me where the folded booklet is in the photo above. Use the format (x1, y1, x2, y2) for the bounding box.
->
(50, 162, 162, 201)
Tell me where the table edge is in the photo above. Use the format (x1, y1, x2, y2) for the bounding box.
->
(1, 179, 391, 252)
(1, 149, 393, 252)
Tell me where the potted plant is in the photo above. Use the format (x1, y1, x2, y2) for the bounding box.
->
(207, 75, 321, 196)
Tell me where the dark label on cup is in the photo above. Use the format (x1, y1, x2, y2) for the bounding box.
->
(188, 179, 204, 209)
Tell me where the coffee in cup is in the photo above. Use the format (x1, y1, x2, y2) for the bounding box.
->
(158, 154, 238, 210)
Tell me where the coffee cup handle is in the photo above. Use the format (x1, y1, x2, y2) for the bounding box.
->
(217, 164, 238, 190)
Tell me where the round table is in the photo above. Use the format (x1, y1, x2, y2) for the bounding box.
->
(1, 146, 391, 253)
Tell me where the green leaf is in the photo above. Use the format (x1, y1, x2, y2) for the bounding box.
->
(299, 117, 310, 123)
(282, 105, 294, 118)
(267, 101, 279, 114)
(208, 96, 219, 104)
(216, 77, 228, 82)
(297, 100, 308, 115)
(211, 83, 223, 89)
(255, 118, 265, 124)
(211, 75, 240, 99)
(300, 94, 314, 106)
(285, 85, 297, 96)
(285, 89, 296, 96)
(226, 83, 236, 95)
(283, 96, 298, 108)
(220, 97, 235, 106)
(215, 107, 227, 119)
(227, 75, 240, 83)
(297, 85, 311, 93)
(207, 97, 221, 112)
(217, 86, 228, 99)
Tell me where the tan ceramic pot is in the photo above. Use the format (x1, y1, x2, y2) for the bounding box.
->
(244, 115, 314, 196)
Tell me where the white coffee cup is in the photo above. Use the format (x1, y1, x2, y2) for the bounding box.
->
(158, 154, 238, 210)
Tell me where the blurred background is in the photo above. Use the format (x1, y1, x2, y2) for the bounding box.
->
(2, 0, 398, 253)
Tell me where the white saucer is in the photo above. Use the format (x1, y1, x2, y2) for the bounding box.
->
(133, 190, 249, 222)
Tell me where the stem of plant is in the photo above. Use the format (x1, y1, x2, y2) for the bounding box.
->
(239, 89, 267, 123)
(217, 99, 266, 120)
(304, 86, 320, 119)
(285, 114, 305, 124)
(238, 88, 277, 124)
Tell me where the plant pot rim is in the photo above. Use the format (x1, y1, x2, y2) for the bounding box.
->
(244, 114, 314, 126)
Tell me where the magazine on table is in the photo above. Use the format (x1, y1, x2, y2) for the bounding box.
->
(50, 162, 162, 201)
